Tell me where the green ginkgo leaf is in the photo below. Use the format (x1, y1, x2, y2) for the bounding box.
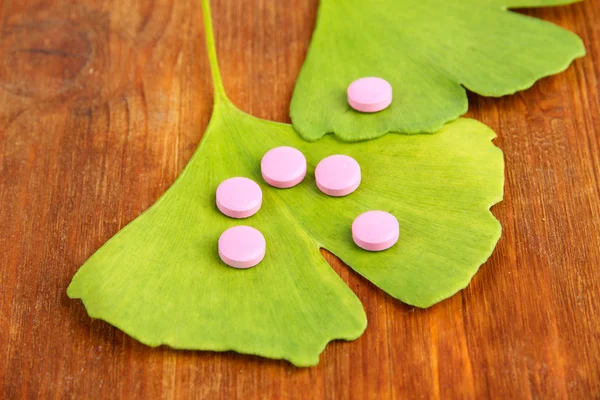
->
(290, 0, 585, 141)
(67, 0, 504, 366)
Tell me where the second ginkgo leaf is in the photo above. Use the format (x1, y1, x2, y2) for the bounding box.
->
(291, 0, 585, 141)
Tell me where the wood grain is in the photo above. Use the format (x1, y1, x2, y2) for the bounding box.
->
(1, 0, 599, 398)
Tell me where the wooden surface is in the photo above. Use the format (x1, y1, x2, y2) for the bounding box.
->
(1, 0, 599, 398)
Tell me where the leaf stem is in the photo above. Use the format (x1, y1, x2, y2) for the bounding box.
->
(201, 0, 227, 104)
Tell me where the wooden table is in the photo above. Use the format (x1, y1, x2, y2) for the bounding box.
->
(1, 0, 599, 398)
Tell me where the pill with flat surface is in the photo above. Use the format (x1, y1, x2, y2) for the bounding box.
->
(216, 177, 262, 218)
(261, 146, 307, 188)
(347, 77, 392, 113)
(352, 210, 399, 251)
(218, 226, 266, 269)
(315, 154, 361, 197)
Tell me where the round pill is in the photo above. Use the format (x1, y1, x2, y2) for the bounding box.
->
(352, 211, 399, 251)
(261, 146, 307, 188)
(347, 77, 393, 113)
(216, 177, 262, 219)
(315, 155, 361, 197)
(218, 226, 266, 269)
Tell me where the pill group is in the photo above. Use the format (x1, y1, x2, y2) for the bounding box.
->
(216, 145, 400, 269)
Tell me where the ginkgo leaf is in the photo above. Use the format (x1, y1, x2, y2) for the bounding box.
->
(67, 0, 504, 366)
(290, 0, 585, 141)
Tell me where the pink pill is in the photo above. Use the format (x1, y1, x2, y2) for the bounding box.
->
(216, 177, 262, 219)
(261, 146, 307, 188)
(218, 226, 266, 269)
(352, 211, 399, 251)
(315, 155, 361, 197)
(347, 77, 392, 113)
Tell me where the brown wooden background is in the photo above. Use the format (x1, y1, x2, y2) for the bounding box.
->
(1, 0, 599, 398)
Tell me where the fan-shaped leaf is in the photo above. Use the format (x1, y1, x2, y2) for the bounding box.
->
(290, 0, 585, 141)
(68, 0, 504, 366)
